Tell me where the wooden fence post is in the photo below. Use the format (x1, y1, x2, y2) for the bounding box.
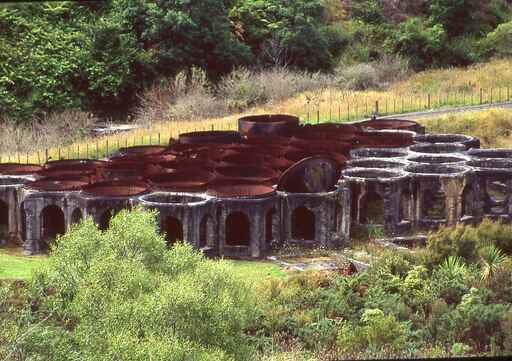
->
(45, 149, 48, 162)
(375, 100, 379, 115)
(96, 141, 99, 159)
(427, 94, 431, 109)
(480, 88, 483, 104)
(158, 133, 161, 145)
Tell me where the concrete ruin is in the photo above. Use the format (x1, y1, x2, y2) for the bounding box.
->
(0, 114, 508, 258)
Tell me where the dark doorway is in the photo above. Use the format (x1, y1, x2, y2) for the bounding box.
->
(163, 216, 183, 247)
(41, 205, 65, 252)
(0, 200, 8, 240)
(292, 206, 315, 240)
(462, 186, 473, 217)
(71, 208, 83, 225)
(360, 189, 384, 224)
(424, 188, 446, 219)
(225, 212, 250, 246)
(98, 209, 118, 231)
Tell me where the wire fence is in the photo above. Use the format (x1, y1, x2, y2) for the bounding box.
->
(1, 86, 511, 165)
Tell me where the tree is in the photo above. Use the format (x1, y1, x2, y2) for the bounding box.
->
(230, 0, 348, 71)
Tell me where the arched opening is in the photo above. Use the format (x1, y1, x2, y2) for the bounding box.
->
(360, 189, 384, 224)
(400, 190, 411, 222)
(423, 188, 446, 220)
(225, 212, 250, 246)
(41, 205, 65, 252)
(199, 215, 213, 248)
(461, 186, 473, 217)
(0, 200, 8, 241)
(265, 207, 277, 245)
(98, 209, 118, 231)
(292, 206, 315, 241)
(163, 216, 183, 247)
(485, 177, 508, 214)
(70, 208, 83, 225)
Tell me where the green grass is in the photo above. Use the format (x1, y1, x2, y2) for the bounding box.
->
(0, 247, 47, 280)
(226, 259, 287, 284)
(0, 247, 287, 282)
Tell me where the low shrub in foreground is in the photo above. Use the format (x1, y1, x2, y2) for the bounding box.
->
(0, 208, 257, 360)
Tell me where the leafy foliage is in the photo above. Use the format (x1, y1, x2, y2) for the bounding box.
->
(1, 208, 256, 360)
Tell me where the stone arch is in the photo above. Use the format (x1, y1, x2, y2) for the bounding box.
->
(423, 187, 446, 220)
(199, 215, 213, 248)
(265, 207, 277, 245)
(70, 208, 83, 225)
(360, 188, 384, 224)
(0, 200, 8, 241)
(225, 212, 250, 246)
(41, 205, 65, 252)
(163, 216, 183, 247)
(292, 206, 315, 241)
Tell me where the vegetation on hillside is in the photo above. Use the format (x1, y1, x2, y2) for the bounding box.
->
(1, 0, 511, 122)
(420, 108, 512, 148)
(1, 209, 512, 360)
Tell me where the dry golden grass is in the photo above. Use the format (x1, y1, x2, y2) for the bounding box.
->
(3, 58, 512, 163)
(418, 108, 512, 148)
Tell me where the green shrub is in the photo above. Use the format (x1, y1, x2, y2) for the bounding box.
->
(18, 208, 257, 360)
(483, 21, 512, 58)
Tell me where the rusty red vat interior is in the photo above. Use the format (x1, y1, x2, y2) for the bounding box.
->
(82, 180, 150, 197)
(0, 163, 43, 175)
(27, 176, 91, 191)
(148, 171, 213, 192)
(207, 178, 275, 198)
(359, 118, 421, 131)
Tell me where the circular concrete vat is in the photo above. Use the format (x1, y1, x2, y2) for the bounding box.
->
(116, 145, 167, 157)
(350, 148, 408, 159)
(27, 177, 90, 192)
(413, 133, 480, 149)
(342, 168, 407, 181)
(467, 148, 512, 159)
(148, 171, 213, 192)
(82, 180, 150, 197)
(405, 163, 470, 177)
(215, 165, 279, 183)
(355, 130, 414, 148)
(348, 158, 406, 169)
(238, 114, 299, 137)
(358, 118, 424, 134)
(409, 143, 466, 154)
(407, 154, 469, 165)
(0, 163, 42, 175)
(0, 176, 29, 186)
(178, 131, 241, 144)
(207, 179, 275, 198)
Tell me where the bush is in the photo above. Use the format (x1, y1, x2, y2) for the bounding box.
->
(14, 208, 257, 360)
(336, 63, 380, 90)
(482, 21, 512, 59)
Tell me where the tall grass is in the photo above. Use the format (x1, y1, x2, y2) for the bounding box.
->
(2, 58, 512, 163)
(419, 108, 512, 148)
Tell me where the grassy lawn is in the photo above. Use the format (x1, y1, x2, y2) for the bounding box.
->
(226, 259, 287, 284)
(0, 247, 47, 280)
(0, 246, 287, 282)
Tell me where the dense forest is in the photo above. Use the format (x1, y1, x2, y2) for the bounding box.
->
(1, 0, 511, 121)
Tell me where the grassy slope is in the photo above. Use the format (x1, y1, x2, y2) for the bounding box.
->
(7, 58, 512, 163)
(419, 107, 512, 148)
